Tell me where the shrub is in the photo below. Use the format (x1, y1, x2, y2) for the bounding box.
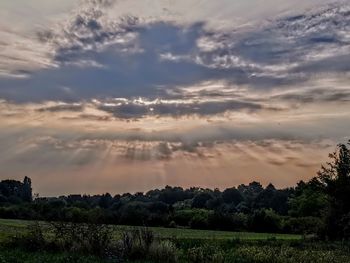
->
(249, 209, 282, 233)
(10, 221, 46, 251)
(149, 240, 178, 263)
(121, 227, 154, 259)
(49, 222, 113, 255)
(10, 221, 114, 257)
(174, 209, 212, 229)
(168, 220, 177, 228)
(283, 216, 325, 236)
(187, 244, 224, 263)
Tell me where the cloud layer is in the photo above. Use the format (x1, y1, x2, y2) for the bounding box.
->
(0, 1, 349, 103)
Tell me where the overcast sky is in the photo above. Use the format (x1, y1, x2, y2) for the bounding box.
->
(0, 0, 349, 196)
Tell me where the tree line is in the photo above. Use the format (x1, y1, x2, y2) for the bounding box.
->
(0, 141, 349, 240)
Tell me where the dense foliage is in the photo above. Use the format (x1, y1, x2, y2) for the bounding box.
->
(0, 176, 32, 203)
(0, 141, 349, 239)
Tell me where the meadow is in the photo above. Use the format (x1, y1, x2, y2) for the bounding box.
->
(0, 218, 300, 242)
(0, 218, 349, 263)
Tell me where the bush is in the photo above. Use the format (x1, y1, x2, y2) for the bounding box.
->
(283, 216, 325, 236)
(49, 222, 113, 255)
(10, 221, 114, 257)
(121, 227, 178, 262)
(168, 220, 177, 228)
(121, 227, 154, 259)
(149, 240, 178, 263)
(187, 244, 224, 263)
(208, 212, 248, 231)
(249, 209, 282, 233)
(118, 202, 150, 225)
(10, 221, 46, 251)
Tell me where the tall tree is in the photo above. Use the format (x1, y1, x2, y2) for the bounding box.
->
(22, 176, 33, 202)
(317, 141, 350, 239)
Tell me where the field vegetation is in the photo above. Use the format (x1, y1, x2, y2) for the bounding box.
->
(0, 220, 348, 263)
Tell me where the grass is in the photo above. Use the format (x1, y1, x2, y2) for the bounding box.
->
(0, 218, 301, 242)
(0, 218, 31, 242)
(1, 242, 350, 263)
(0, 218, 348, 263)
(0, 247, 108, 263)
(118, 225, 300, 240)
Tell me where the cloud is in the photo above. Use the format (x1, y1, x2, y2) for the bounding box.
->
(272, 86, 350, 104)
(37, 103, 84, 112)
(0, 28, 54, 78)
(0, 1, 348, 105)
(3, 101, 350, 146)
(192, 3, 350, 83)
(0, 20, 214, 102)
(95, 97, 269, 119)
(37, 0, 139, 64)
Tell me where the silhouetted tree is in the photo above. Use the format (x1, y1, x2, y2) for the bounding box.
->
(22, 176, 32, 202)
(317, 141, 350, 239)
(0, 177, 32, 202)
(98, 193, 112, 208)
(222, 187, 243, 205)
(191, 192, 213, 208)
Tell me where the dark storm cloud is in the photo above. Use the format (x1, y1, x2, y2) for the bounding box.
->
(37, 104, 84, 112)
(273, 87, 350, 103)
(0, 19, 219, 102)
(97, 99, 267, 119)
(0, 1, 349, 105)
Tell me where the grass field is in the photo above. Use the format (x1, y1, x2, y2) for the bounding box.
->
(0, 248, 107, 263)
(0, 218, 301, 242)
(1, 218, 349, 263)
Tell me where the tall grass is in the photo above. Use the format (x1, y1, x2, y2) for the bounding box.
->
(7, 222, 178, 262)
(2, 221, 350, 263)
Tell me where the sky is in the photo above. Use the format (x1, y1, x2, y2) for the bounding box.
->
(0, 0, 349, 196)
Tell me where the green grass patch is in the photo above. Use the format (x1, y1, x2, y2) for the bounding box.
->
(0, 218, 301, 243)
(0, 247, 108, 263)
(117, 225, 300, 240)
